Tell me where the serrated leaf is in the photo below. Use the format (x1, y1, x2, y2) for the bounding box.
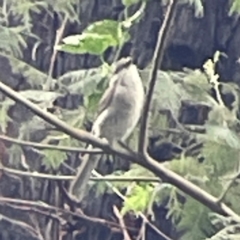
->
(123, 164, 155, 177)
(168, 158, 208, 182)
(171, 69, 216, 107)
(57, 33, 116, 55)
(229, 0, 240, 16)
(85, 19, 124, 45)
(122, 184, 154, 215)
(7, 144, 23, 167)
(58, 67, 107, 96)
(86, 92, 103, 112)
(57, 19, 129, 55)
(177, 198, 214, 240)
(48, 0, 79, 23)
(0, 25, 28, 57)
(110, 164, 156, 190)
(19, 90, 62, 104)
(207, 105, 236, 126)
(58, 136, 82, 148)
(0, 100, 14, 133)
(140, 70, 193, 119)
(92, 181, 109, 196)
(199, 125, 240, 150)
(42, 149, 67, 169)
(201, 141, 239, 176)
(0, 53, 54, 88)
(154, 183, 175, 206)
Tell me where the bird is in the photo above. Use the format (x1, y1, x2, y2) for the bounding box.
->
(69, 57, 145, 201)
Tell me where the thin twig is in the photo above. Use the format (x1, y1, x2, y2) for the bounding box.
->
(141, 215, 173, 240)
(0, 135, 103, 154)
(138, 0, 178, 154)
(217, 152, 240, 203)
(92, 170, 173, 240)
(0, 213, 42, 240)
(5, 203, 62, 222)
(45, 16, 68, 90)
(136, 219, 146, 240)
(2, 166, 160, 182)
(0, 197, 130, 231)
(217, 172, 240, 203)
(113, 206, 132, 240)
(0, 81, 240, 221)
(29, 213, 44, 240)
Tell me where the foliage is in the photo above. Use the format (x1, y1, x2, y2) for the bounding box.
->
(105, 51, 240, 240)
(0, 0, 79, 58)
(42, 149, 67, 169)
(0, 1, 240, 240)
(206, 214, 240, 240)
(229, 0, 240, 15)
(121, 183, 154, 215)
(56, 19, 130, 56)
(55, 0, 146, 57)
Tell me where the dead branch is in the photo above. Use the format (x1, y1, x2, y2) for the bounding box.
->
(138, 0, 178, 153)
(0, 80, 240, 221)
(113, 205, 132, 240)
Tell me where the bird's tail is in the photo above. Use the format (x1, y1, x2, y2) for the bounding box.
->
(69, 145, 101, 201)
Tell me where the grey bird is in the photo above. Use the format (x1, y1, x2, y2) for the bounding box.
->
(69, 57, 145, 201)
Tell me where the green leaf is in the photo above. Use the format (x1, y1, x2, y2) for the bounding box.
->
(85, 20, 124, 44)
(229, 0, 240, 16)
(177, 198, 214, 240)
(140, 69, 193, 120)
(94, 181, 109, 197)
(168, 158, 208, 183)
(199, 125, 240, 150)
(122, 184, 154, 215)
(0, 53, 54, 88)
(0, 25, 27, 57)
(42, 149, 67, 169)
(0, 100, 14, 133)
(61, 69, 106, 97)
(57, 33, 116, 55)
(202, 141, 239, 176)
(110, 164, 155, 190)
(7, 144, 23, 167)
(59, 136, 82, 148)
(208, 213, 240, 239)
(48, 0, 80, 23)
(56, 20, 129, 55)
(86, 91, 103, 112)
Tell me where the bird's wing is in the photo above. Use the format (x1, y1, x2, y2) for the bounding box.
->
(97, 74, 118, 115)
(97, 57, 133, 115)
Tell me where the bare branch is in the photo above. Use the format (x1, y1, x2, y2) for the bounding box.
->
(5, 203, 62, 222)
(95, 170, 173, 240)
(141, 215, 173, 240)
(45, 16, 68, 90)
(136, 218, 146, 240)
(217, 153, 240, 203)
(138, 0, 178, 154)
(2, 166, 160, 182)
(0, 134, 103, 154)
(0, 197, 129, 230)
(113, 205, 132, 240)
(0, 81, 109, 151)
(0, 213, 42, 240)
(0, 81, 240, 221)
